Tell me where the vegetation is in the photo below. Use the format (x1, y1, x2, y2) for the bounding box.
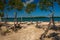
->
(0, 0, 60, 37)
(0, 0, 60, 19)
(7, 0, 24, 32)
(25, 3, 36, 24)
(0, 0, 5, 22)
(0, 12, 4, 22)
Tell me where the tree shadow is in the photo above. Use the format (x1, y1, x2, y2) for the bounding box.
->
(52, 36, 60, 40)
(47, 32, 60, 40)
(50, 25, 60, 31)
(10, 24, 22, 32)
(0, 23, 22, 36)
(47, 32, 59, 38)
(35, 25, 41, 28)
(35, 22, 41, 28)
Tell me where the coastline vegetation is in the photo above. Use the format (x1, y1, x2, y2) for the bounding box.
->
(0, 0, 60, 40)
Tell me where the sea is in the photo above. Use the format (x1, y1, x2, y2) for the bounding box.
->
(1, 17, 60, 22)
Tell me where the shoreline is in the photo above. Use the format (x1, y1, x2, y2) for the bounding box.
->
(1, 21, 60, 26)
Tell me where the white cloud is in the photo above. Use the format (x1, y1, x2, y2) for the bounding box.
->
(23, 0, 34, 7)
(26, 0, 34, 4)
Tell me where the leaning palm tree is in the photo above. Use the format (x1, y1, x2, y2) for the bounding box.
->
(25, 3, 36, 24)
(39, 0, 55, 40)
(39, 0, 60, 40)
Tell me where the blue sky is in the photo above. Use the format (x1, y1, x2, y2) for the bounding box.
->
(4, 0, 60, 17)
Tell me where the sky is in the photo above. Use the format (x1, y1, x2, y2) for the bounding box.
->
(4, 0, 60, 17)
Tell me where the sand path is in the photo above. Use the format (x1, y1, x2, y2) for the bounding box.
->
(0, 25, 44, 40)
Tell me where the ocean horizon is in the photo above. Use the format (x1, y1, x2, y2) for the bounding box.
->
(2, 17, 60, 22)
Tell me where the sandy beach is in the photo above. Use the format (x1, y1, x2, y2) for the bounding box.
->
(1, 21, 60, 25)
(0, 21, 60, 40)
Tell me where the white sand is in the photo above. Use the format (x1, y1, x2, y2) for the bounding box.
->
(0, 21, 60, 40)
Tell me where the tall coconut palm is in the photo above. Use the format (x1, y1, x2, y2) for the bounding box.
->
(25, 3, 36, 24)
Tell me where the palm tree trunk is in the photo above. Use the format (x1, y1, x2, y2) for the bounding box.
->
(0, 17, 2, 22)
(14, 12, 17, 25)
(40, 5, 55, 40)
(16, 16, 18, 25)
(36, 17, 39, 27)
(0, 17, 2, 29)
(14, 12, 18, 26)
(31, 15, 34, 24)
(40, 10, 55, 40)
(40, 17, 52, 40)
(21, 16, 22, 22)
(14, 12, 16, 27)
(29, 14, 33, 24)
(0, 17, 2, 30)
(36, 21, 38, 26)
(5, 13, 8, 24)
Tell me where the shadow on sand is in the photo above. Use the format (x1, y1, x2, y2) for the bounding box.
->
(50, 25, 60, 31)
(47, 32, 60, 40)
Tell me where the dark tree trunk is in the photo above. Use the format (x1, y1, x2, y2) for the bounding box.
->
(40, 13, 55, 40)
(5, 13, 8, 24)
(14, 12, 18, 25)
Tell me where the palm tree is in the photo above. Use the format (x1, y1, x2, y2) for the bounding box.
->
(36, 0, 54, 28)
(0, 0, 8, 23)
(39, 0, 55, 40)
(0, 0, 5, 22)
(8, 0, 24, 23)
(17, 0, 24, 24)
(8, 0, 24, 31)
(38, 0, 60, 40)
(39, 0, 60, 40)
(0, 0, 5, 30)
(25, 3, 36, 24)
(39, 0, 53, 11)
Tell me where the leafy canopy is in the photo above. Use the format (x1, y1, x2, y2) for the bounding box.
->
(0, 0, 5, 11)
(8, 0, 24, 11)
(25, 3, 36, 14)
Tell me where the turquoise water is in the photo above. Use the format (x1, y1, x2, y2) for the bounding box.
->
(2, 17, 60, 22)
